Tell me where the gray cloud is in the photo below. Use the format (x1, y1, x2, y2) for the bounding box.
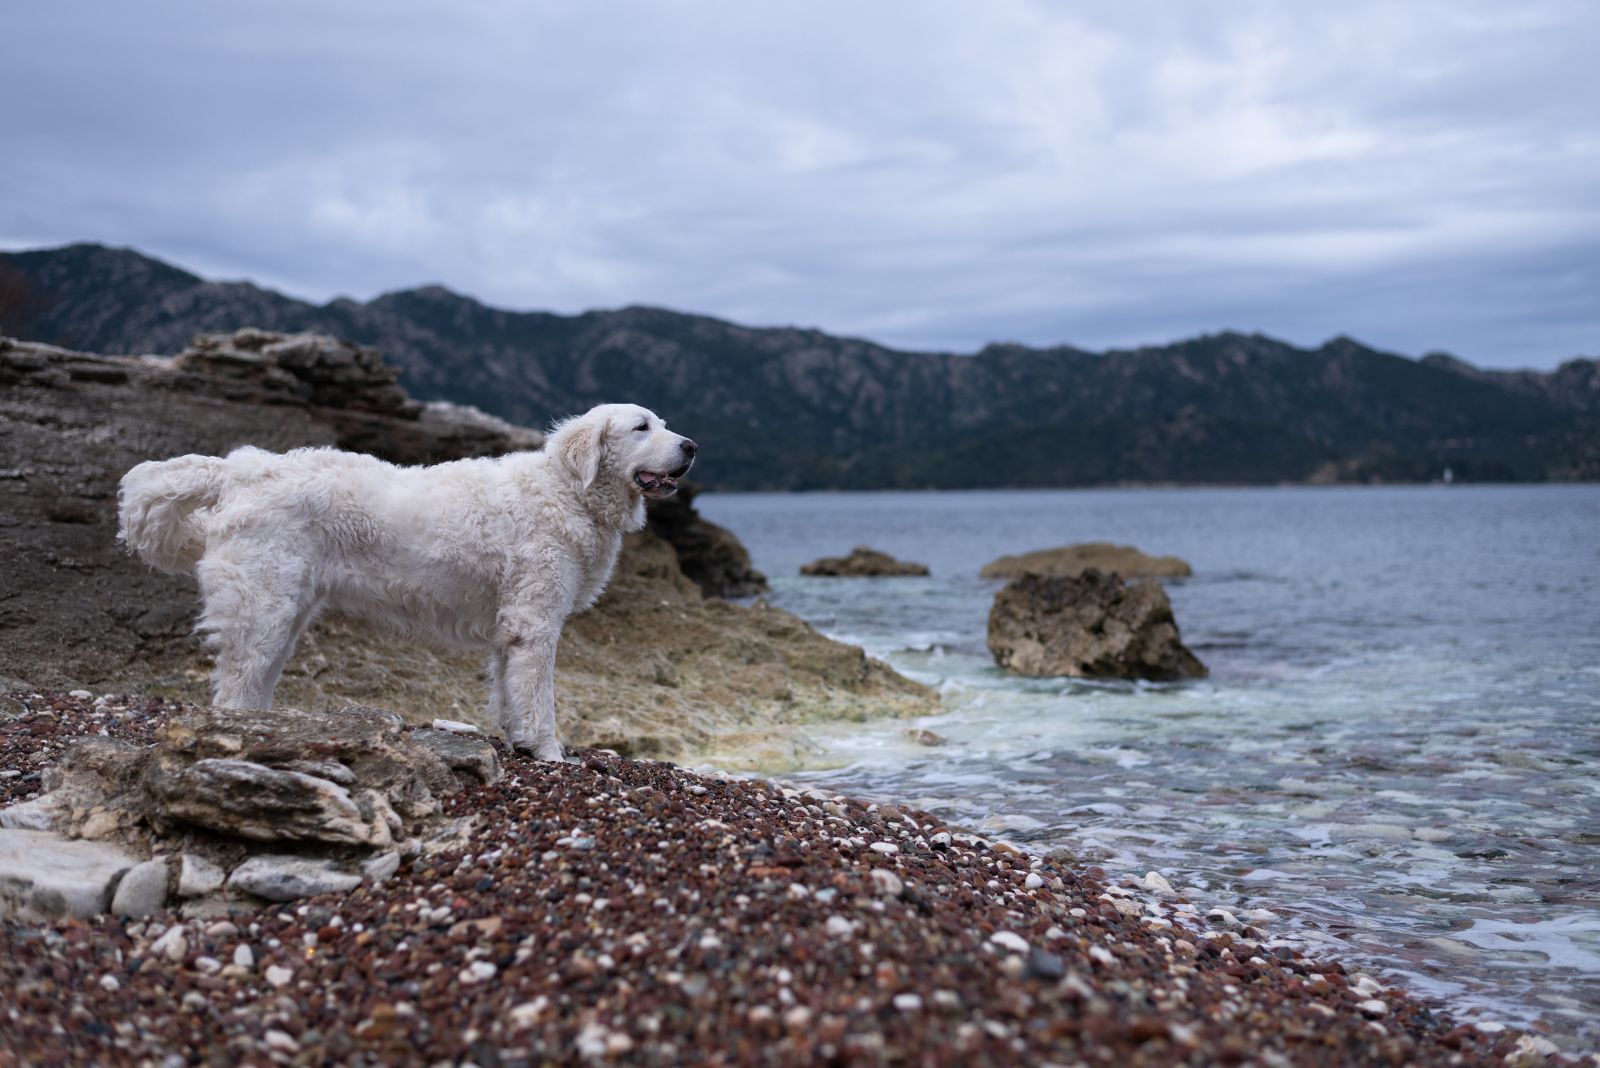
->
(3, 0, 1596, 367)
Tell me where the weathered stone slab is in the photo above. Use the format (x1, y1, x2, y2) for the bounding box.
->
(0, 829, 139, 920)
(146, 757, 391, 846)
(227, 856, 363, 902)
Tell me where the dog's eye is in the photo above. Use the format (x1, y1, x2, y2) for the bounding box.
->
(634, 422, 649, 433)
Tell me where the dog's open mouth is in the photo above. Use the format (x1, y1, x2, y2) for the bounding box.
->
(634, 471, 681, 498)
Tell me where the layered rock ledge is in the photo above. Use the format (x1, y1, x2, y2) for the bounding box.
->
(0, 694, 1551, 1067)
(1, 701, 496, 921)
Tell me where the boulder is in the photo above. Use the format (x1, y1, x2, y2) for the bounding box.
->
(987, 569, 1207, 681)
(980, 542, 1191, 580)
(644, 483, 768, 598)
(801, 546, 930, 577)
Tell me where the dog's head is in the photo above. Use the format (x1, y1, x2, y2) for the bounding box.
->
(547, 403, 696, 499)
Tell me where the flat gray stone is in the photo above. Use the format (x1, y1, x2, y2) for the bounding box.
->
(0, 828, 139, 920)
(408, 728, 501, 786)
(111, 858, 170, 918)
(177, 853, 226, 898)
(227, 855, 362, 902)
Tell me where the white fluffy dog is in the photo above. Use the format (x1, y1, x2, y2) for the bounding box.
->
(116, 403, 696, 760)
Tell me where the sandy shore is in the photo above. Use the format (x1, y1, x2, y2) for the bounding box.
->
(0, 694, 1561, 1066)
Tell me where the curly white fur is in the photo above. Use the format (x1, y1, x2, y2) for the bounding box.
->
(116, 403, 696, 760)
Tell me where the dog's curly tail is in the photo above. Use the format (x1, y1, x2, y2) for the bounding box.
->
(117, 454, 228, 574)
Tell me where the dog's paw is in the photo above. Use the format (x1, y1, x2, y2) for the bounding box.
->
(511, 740, 567, 763)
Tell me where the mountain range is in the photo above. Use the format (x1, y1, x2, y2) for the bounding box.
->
(2, 243, 1596, 488)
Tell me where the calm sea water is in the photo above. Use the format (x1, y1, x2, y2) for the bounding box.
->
(696, 485, 1600, 1046)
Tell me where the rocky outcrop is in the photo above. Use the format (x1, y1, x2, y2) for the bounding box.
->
(0, 703, 495, 917)
(0, 332, 934, 765)
(644, 482, 768, 597)
(981, 542, 1192, 580)
(986, 569, 1207, 681)
(558, 529, 931, 767)
(801, 546, 930, 577)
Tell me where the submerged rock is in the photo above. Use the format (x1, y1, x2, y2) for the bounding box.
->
(986, 569, 1207, 681)
(980, 542, 1192, 580)
(801, 546, 930, 577)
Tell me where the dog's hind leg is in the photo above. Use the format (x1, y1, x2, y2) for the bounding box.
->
(198, 541, 318, 710)
(486, 648, 513, 736)
(256, 595, 324, 704)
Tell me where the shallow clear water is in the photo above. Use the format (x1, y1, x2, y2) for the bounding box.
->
(696, 485, 1600, 1045)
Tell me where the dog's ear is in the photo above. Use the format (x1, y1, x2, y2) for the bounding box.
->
(554, 414, 606, 490)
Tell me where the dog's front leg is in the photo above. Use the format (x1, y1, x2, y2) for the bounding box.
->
(501, 628, 564, 761)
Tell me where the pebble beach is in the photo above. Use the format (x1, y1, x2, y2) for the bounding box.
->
(0, 694, 1569, 1066)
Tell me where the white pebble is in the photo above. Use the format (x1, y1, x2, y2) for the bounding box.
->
(1141, 871, 1175, 894)
(1357, 999, 1388, 1017)
(506, 997, 549, 1030)
(989, 931, 1029, 954)
(263, 1029, 299, 1053)
(869, 841, 899, 855)
(429, 718, 480, 734)
(825, 915, 855, 938)
(264, 965, 293, 988)
(868, 869, 904, 897)
(150, 927, 188, 962)
(459, 960, 498, 985)
(892, 993, 923, 1012)
(232, 945, 254, 970)
(69, 689, 93, 700)
(1024, 873, 1045, 890)
(98, 974, 120, 992)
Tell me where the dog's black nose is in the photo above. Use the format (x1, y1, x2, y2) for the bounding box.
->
(680, 438, 698, 457)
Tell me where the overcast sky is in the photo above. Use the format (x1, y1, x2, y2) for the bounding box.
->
(4, 1, 1596, 368)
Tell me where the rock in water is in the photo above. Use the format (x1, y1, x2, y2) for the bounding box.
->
(986, 569, 1207, 680)
(980, 542, 1192, 580)
(801, 546, 930, 577)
